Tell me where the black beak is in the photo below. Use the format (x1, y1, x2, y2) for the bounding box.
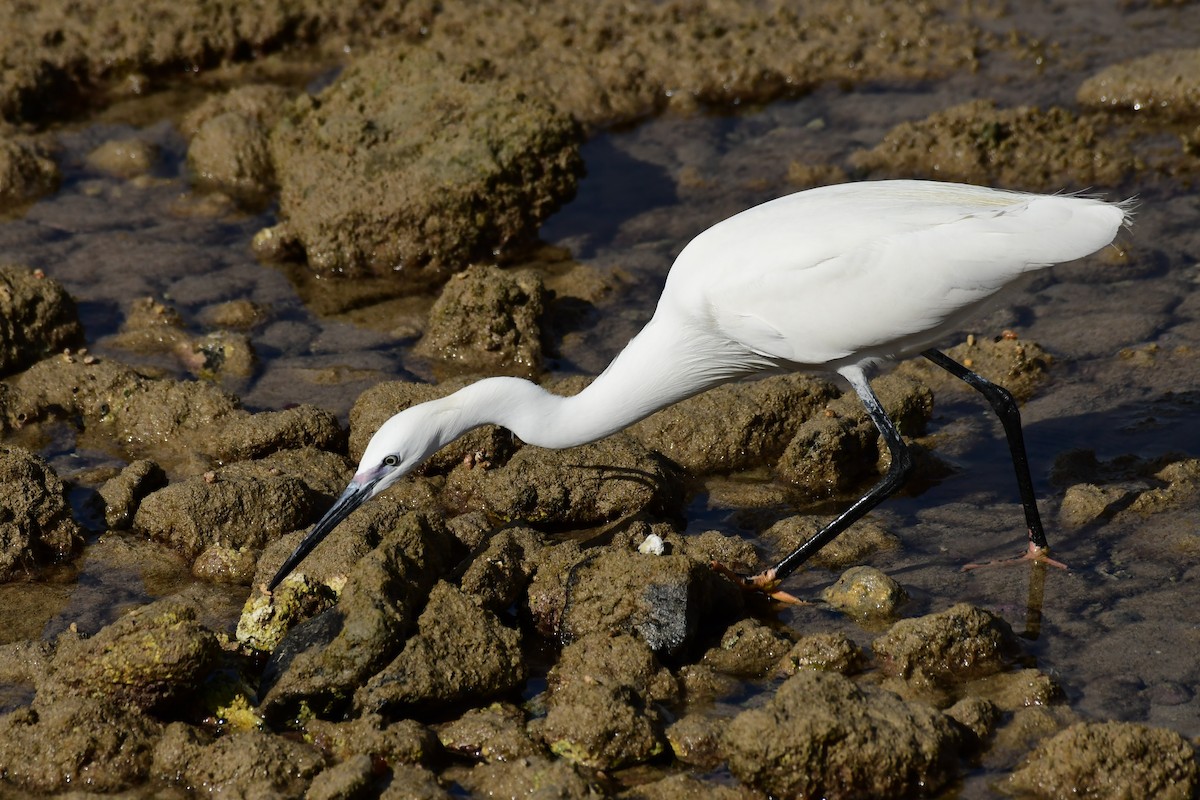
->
(266, 480, 374, 590)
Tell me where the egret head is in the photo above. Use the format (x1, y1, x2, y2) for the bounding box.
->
(266, 402, 456, 590)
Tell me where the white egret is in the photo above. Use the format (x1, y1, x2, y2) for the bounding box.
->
(268, 179, 1132, 596)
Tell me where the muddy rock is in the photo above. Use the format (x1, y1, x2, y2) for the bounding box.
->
(821, 565, 909, 619)
(761, 515, 901, 570)
(152, 722, 325, 797)
(725, 669, 961, 799)
(0, 135, 58, 210)
(349, 378, 516, 470)
(850, 100, 1134, 190)
(133, 448, 344, 574)
(458, 525, 547, 612)
(97, 458, 166, 530)
(776, 631, 867, 677)
(106, 295, 190, 355)
(356, 581, 525, 713)
(254, 488, 446, 592)
(270, 46, 583, 279)
(186, 329, 257, 382)
(380, 764, 451, 799)
(199, 298, 269, 330)
(0, 445, 82, 581)
(9, 353, 241, 461)
(944, 696, 1002, 747)
(86, 137, 157, 178)
(701, 618, 795, 679)
(306, 753, 376, 800)
(628, 374, 837, 474)
(621, 773, 746, 800)
(1008, 720, 1198, 799)
(0, 265, 83, 377)
(188, 111, 276, 198)
(533, 633, 674, 770)
(0, 697, 161, 793)
(415, 264, 546, 376)
(259, 512, 453, 719)
(452, 754, 603, 800)
(443, 433, 683, 527)
(897, 335, 1052, 404)
(665, 713, 725, 770)
(39, 596, 220, 713)
(436, 703, 543, 763)
(305, 714, 441, 768)
(1078, 48, 1200, 119)
(967, 668, 1064, 711)
(206, 404, 345, 462)
(873, 603, 1021, 688)
(776, 372, 932, 492)
(539, 547, 739, 655)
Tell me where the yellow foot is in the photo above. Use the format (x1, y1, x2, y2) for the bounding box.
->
(962, 542, 1069, 572)
(710, 561, 806, 605)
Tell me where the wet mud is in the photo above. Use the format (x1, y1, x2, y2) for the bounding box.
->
(0, 1, 1197, 798)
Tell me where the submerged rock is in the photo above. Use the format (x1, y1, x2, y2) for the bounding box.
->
(725, 670, 961, 799)
(0, 445, 82, 582)
(415, 264, 547, 377)
(1078, 48, 1200, 119)
(1008, 720, 1198, 799)
(0, 136, 59, 211)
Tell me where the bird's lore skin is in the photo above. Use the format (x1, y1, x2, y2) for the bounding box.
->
(268, 179, 1132, 595)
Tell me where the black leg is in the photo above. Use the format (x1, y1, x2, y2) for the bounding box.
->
(921, 348, 1050, 554)
(766, 367, 914, 584)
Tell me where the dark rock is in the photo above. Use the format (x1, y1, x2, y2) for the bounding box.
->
(0, 137, 58, 210)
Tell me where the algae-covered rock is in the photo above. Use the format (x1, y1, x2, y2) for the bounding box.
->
(760, 516, 901, 570)
(821, 565, 909, 620)
(437, 703, 542, 763)
(0, 697, 160, 793)
(151, 723, 325, 797)
(349, 378, 516, 471)
(0, 445, 82, 581)
(775, 372, 932, 493)
(1078, 48, 1200, 119)
(0, 136, 59, 211)
(356, 581, 525, 713)
(725, 670, 961, 799)
(206, 404, 345, 462)
(39, 596, 220, 713)
(0, 265, 82, 377)
(260, 512, 453, 719)
(304, 713, 441, 768)
(532, 632, 675, 770)
(442, 433, 683, 527)
(896, 334, 1052, 404)
(873, 603, 1021, 688)
(850, 100, 1133, 189)
(270, 46, 583, 280)
(629, 373, 837, 474)
(1008, 720, 1198, 799)
(97, 458, 166, 530)
(415, 263, 547, 377)
(776, 632, 868, 677)
(701, 618, 796, 679)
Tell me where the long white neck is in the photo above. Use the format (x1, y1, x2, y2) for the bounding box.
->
(432, 317, 768, 450)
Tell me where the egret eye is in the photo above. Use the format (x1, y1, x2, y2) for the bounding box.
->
(383, 454, 400, 467)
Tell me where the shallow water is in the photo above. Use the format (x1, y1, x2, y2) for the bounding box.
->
(0, 0, 1198, 795)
